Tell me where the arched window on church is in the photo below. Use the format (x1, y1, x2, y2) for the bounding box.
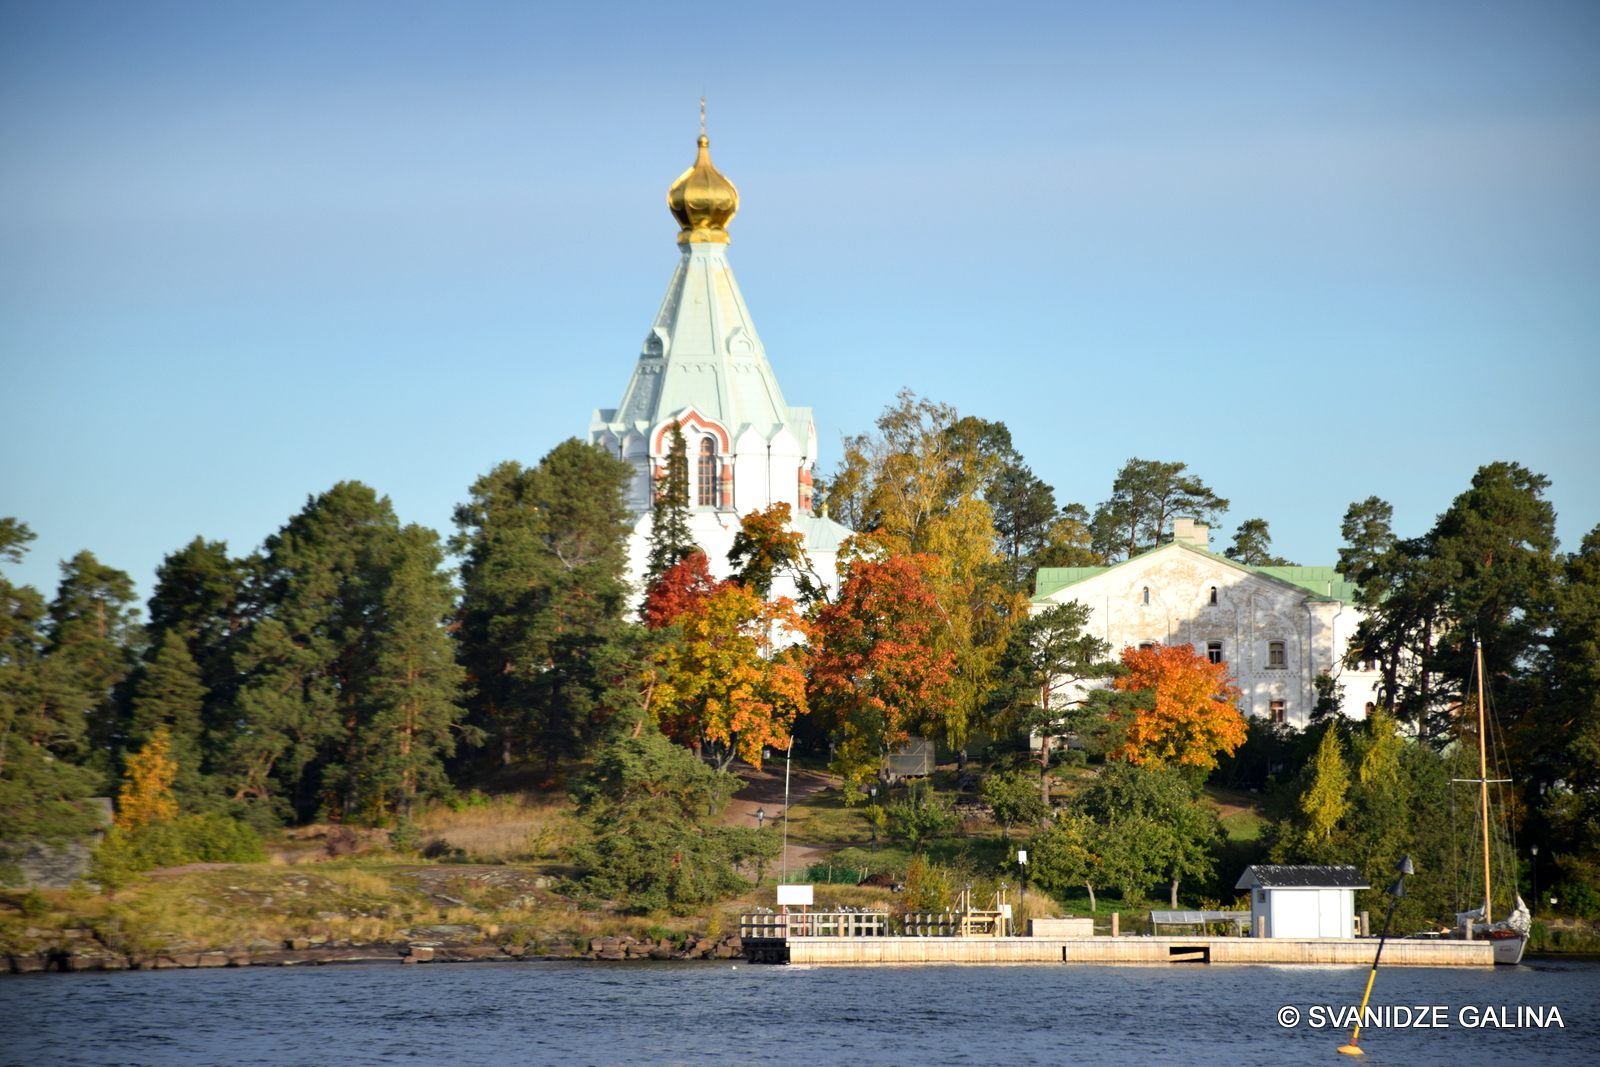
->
(1209, 586, 1218, 606)
(697, 438, 718, 507)
(1142, 586, 1150, 605)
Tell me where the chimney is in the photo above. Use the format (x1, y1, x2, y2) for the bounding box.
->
(1172, 518, 1210, 549)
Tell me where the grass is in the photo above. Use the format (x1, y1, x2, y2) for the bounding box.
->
(411, 792, 577, 862)
(780, 787, 875, 845)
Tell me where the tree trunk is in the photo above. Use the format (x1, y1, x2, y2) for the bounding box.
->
(1085, 880, 1097, 913)
(1039, 735, 1051, 803)
(1169, 876, 1180, 909)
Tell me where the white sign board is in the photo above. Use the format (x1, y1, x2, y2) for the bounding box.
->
(776, 884, 814, 906)
(1016, 850, 1028, 864)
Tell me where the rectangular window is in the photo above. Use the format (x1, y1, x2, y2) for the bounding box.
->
(1138, 642, 1155, 651)
(1206, 641, 1223, 665)
(1268, 640, 1286, 668)
(1270, 700, 1286, 724)
(697, 439, 718, 507)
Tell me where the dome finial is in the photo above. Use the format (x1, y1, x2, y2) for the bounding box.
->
(667, 105, 738, 245)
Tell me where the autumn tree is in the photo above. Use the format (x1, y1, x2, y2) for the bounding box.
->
(1106, 643, 1246, 771)
(1090, 459, 1229, 563)
(641, 550, 723, 630)
(822, 392, 1026, 751)
(727, 502, 825, 604)
(1296, 726, 1351, 858)
(115, 726, 179, 831)
(651, 583, 808, 772)
(807, 553, 960, 791)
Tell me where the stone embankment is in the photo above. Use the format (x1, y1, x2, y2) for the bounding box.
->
(3, 926, 746, 973)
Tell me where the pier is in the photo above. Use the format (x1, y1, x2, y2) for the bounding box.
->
(780, 935, 1495, 965)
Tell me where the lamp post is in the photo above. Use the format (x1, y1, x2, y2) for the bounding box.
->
(755, 807, 766, 830)
(1530, 844, 1539, 918)
(1338, 854, 1414, 1057)
(1017, 849, 1028, 908)
(868, 784, 879, 853)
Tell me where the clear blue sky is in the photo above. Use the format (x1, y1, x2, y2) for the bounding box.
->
(3, 0, 1597, 601)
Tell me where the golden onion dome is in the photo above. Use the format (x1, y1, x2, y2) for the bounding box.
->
(667, 135, 738, 244)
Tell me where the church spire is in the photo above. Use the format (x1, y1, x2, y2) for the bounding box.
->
(667, 116, 739, 245)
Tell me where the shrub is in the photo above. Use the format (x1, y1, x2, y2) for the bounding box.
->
(90, 814, 265, 890)
(885, 780, 956, 852)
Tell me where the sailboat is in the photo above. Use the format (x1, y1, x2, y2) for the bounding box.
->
(1451, 640, 1529, 965)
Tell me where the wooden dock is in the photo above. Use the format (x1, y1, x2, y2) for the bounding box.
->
(784, 936, 1494, 966)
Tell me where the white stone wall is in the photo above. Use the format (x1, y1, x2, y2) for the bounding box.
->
(1033, 543, 1372, 728)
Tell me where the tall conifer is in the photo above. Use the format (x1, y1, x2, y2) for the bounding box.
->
(645, 423, 695, 586)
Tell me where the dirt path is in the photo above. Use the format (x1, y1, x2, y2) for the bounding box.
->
(721, 763, 840, 878)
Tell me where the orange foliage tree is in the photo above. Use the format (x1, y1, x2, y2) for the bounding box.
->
(115, 725, 180, 831)
(651, 582, 808, 772)
(807, 553, 960, 792)
(641, 550, 724, 630)
(1107, 643, 1246, 770)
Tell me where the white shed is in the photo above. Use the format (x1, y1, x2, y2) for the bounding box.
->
(1235, 865, 1369, 938)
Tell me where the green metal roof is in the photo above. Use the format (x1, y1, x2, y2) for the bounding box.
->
(1033, 544, 1357, 604)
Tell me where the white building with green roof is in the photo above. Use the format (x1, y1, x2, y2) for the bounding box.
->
(590, 132, 852, 597)
(1031, 519, 1381, 726)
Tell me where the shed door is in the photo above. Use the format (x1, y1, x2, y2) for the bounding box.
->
(1271, 890, 1319, 938)
(1318, 889, 1349, 938)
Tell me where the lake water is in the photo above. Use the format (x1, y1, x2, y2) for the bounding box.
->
(2, 958, 1595, 1066)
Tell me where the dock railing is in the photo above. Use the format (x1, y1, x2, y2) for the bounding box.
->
(740, 912, 890, 939)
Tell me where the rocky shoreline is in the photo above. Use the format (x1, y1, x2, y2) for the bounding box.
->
(5, 929, 748, 973)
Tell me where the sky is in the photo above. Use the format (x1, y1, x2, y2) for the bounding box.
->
(2, 0, 1597, 601)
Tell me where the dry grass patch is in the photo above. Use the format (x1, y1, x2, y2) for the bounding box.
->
(412, 792, 576, 861)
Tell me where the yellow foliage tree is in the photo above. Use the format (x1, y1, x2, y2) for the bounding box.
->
(1299, 727, 1351, 853)
(115, 725, 179, 831)
(828, 391, 1026, 750)
(1356, 707, 1403, 787)
(651, 583, 809, 773)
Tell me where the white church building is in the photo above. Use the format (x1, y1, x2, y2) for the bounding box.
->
(589, 132, 852, 598)
(1031, 520, 1382, 726)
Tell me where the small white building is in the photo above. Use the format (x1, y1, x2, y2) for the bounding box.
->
(1236, 865, 1368, 938)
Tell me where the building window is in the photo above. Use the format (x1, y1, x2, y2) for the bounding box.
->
(1269, 700, 1286, 723)
(1138, 642, 1155, 651)
(1256, 889, 1266, 903)
(1360, 657, 1376, 672)
(1142, 586, 1150, 605)
(1364, 702, 1376, 718)
(1209, 586, 1218, 606)
(1268, 640, 1286, 668)
(697, 438, 718, 506)
(1207, 641, 1223, 665)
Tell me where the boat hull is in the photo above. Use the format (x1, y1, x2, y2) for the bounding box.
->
(1491, 933, 1527, 965)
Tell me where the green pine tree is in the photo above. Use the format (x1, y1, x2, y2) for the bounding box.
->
(0, 521, 106, 881)
(645, 423, 696, 586)
(1225, 518, 1297, 566)
(453, 439, 640, 772)
(353, 523, 470, 818)
(227, 482, 396, 821)
(128, 629, 211, 809)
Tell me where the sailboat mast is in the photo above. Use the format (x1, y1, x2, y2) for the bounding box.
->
(1476, 640, 1492, 927)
